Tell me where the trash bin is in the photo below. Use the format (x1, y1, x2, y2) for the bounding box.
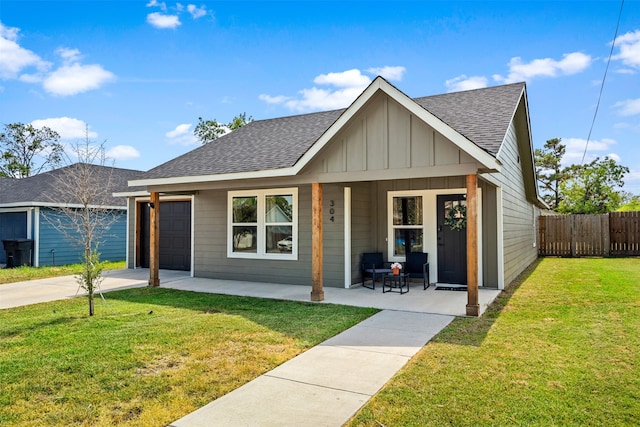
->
(2, 239, 33, 268)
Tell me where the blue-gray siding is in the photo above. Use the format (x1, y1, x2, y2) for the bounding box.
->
(38, 208, 127, 266)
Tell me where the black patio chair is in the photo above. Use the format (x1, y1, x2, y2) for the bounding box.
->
(361, 252, 391, 290)
(405, 251, 430, 289)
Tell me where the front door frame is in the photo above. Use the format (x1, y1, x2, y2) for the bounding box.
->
(387, 188, 482, 286)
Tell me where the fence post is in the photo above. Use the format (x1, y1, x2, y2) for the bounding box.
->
(570, 215, 576, 257)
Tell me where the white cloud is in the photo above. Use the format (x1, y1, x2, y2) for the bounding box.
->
(258, 94, 291, 104)
(106, 145, 140, 161)
(0, 23, 114, 96)
(146, 2, 206, 28)
(187, 4, 207, 19)
(147, 12, 181, 29)
(0, 22, 51, 79)
(146, 0, 167, 11)
(43, 61, 115, 96)
(493, 52, 592, 84)
(614, 98, 640, 116)
(56, 47, 81, 63)
(259, 67, 406, 113)
(313, 69, 371, 88)
(166, 123, 191, 138)
(612, 29, 640, 70)
(365, 66, 406, 81)
(445, 75, 488, 92)
(166, 123, 198, 145)
(31, 117, 97, 139)
(561, 137, 618, 166)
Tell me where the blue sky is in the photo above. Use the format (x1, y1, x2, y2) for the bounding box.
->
(1, 1, 639, 194)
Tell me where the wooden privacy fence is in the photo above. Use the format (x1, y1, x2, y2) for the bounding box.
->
(538, 212, 640, 257)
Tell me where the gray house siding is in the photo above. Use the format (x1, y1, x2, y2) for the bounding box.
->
(479, 180, 499, 288)
(126, 198, 137, 269)
(493, 121, 538, 285)
(191, 184, 350, 288)
(350, 182, 374, 284)
(38, 208, 127, 267)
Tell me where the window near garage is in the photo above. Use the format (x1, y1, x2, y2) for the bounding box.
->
(391, 195, 423, 257)
(228, 188, 297, 259)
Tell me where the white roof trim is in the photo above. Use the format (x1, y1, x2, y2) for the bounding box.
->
(0, 201, 125, 210)
(113, 190, 151, 198)
(130, 167, 298, 187)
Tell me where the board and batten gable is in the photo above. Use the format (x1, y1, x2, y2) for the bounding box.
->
(306, 91, 481, 182)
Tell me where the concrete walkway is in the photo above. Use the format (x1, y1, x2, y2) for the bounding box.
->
(170, 310, 453, 427)
(1, 269, 500, 426)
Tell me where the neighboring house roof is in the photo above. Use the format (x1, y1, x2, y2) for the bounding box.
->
(0, 177, 13, 193)
(133, 78, 527, 184)
(0, 164, 144, 208)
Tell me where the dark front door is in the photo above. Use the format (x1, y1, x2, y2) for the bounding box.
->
(437, 194, 467, 284)
(140, 201, 191, 271)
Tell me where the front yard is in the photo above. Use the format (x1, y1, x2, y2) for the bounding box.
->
(348, 258, 640, 426)
(0, 288, 377, 426)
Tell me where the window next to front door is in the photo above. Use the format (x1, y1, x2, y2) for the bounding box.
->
(390, 195, 424, 258)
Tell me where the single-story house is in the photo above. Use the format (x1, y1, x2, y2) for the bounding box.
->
(122, 77, 545, 316)
(0, 164, 143, 267)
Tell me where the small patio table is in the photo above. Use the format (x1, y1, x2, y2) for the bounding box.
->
(382, 272, 409, 294)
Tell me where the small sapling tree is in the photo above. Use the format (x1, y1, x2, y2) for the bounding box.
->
(45, 131, 120, 316)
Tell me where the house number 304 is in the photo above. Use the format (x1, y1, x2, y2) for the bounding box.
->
(329, 200, 335, 222)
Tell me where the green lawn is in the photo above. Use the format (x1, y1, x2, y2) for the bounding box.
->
(0, 288, 378, 426)
(348, 257, 640, 426)
(0, 261, 126, 285)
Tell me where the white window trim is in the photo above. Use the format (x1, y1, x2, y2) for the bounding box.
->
(387, 191, 427, 263)
(227, 188, 298, 260)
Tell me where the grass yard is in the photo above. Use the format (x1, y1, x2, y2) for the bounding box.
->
(348, 258, 640, 426)
(0, 287, 378, 426)
(0, 261, 126, 285)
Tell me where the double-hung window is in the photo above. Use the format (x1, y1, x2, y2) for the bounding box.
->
(228, 188, 297, 259)
(389, 194, 424, 259)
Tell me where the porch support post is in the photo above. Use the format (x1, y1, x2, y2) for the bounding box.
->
(466, 174, 480, 316)
(148, 192, 160, 287)
(311, 182, 325, 301)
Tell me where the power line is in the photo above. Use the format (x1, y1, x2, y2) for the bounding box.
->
(581, 0, 625, 164)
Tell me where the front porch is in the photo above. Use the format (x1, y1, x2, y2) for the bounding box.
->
(120, 269, 501, 317)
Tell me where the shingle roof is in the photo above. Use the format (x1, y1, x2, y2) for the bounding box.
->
(413, 82, 525, 155)
(139, 81, 525, 181)
(0, 164, 144, 207)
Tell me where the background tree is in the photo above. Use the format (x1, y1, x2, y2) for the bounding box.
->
(534, 137, 567, 209)
(616, 195, 640, 212)
(558, 157, 629, 214)
(0, 122, 64, 178)
(194, 112, 253, 144)
(44, 130, 120, 316)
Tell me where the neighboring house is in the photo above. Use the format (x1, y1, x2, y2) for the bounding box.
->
(0, 164, 143, 267)
(123, 77, 545, 314)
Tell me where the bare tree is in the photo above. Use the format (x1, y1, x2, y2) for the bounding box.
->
(44, 130, 120, 316)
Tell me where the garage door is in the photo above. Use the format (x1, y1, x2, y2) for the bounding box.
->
(140, 201, 191, 271)
(0, 212, 27, 264)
